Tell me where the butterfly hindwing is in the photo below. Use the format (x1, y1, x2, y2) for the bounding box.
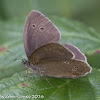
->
(31, 58, 91, 78)
(63, 43, 87, 62)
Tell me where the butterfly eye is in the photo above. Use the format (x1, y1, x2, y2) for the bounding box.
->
(32, 24, 36, 28)
(40, 27, 45, 31)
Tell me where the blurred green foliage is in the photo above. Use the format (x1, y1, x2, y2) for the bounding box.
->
(0, 0, 100, 32)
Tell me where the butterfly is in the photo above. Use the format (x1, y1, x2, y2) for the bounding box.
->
(22, 10, 92, 79)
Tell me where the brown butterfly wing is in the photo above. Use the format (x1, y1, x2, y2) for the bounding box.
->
(29, 43, 74, 65)
(23, 11, 60, 58)
(39, 59, 90, 78)
(63, 43, 87, 62)
(31, 58, 91, 78)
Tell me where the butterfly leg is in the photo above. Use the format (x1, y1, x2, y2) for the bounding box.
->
(45, 76, 53, 86)
(21, 68, 29, 77)
(40, 70, 53, 86)
(21, 67, 34, 77)
(20, 71, 33, 88)
(26, 70, 35, 82)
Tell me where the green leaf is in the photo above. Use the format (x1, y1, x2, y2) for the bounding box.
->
(0, 69, 99, 100)
(0, 16, 100, 100)
(87, 53, 100, 69)
(0, 19, 26, 79)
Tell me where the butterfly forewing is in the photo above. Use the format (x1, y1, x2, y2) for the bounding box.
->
(29, 43, 74, 65)
(23, 11, 60, 58)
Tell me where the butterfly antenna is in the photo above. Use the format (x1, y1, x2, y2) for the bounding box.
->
(7, 50, 25, 61)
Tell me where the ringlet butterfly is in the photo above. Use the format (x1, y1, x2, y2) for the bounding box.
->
(22, 10, 92, 78)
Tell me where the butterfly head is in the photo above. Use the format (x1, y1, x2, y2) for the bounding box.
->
(22, 59, 30, 68)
